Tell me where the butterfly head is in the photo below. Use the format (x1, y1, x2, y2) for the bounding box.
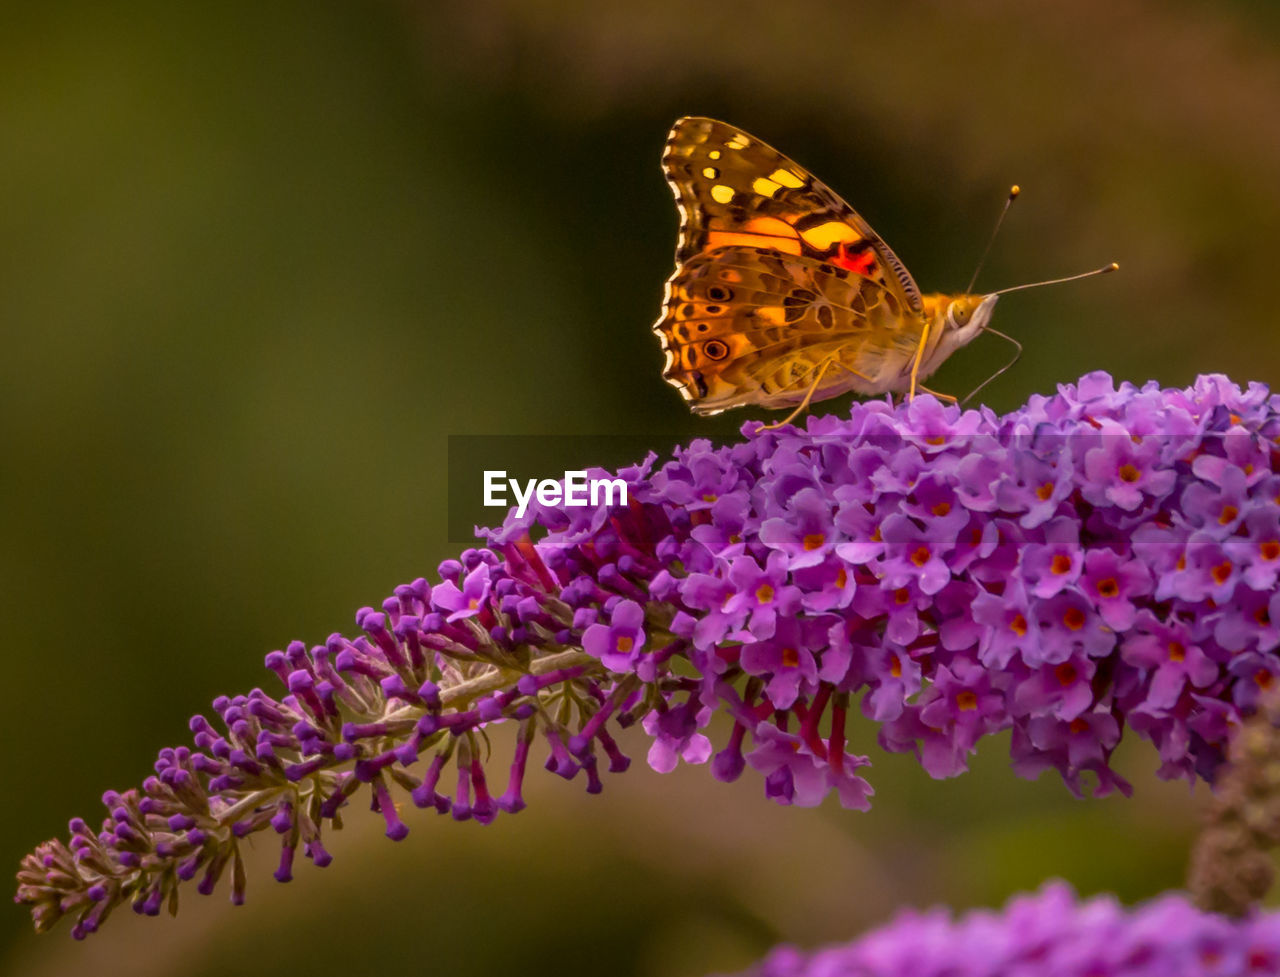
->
(917, 292, 999, 377)
(946, 293, 999, 335)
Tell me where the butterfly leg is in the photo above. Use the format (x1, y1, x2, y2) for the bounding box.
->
(907, 319, 932, 401)
(757, 356, 842, 431)
(916, 385, 957, 403)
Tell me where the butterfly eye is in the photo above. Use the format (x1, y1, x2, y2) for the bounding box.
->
(707, 285, 733, 302)
(703, 339, 730, 361)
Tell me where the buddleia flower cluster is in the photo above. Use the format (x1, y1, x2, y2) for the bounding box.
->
(719, 882, 1280, 977)
(17, 372, 1280, 938)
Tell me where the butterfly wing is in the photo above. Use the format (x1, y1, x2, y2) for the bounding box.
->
(657, 245, 921, 414)
(660, 117, 923, 310)
(654, 117, 926, 413)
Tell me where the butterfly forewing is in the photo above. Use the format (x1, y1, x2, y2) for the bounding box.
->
(658, 117, 923, 312)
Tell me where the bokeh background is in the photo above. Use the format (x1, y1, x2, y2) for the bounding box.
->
(5, 1, 1280, 974)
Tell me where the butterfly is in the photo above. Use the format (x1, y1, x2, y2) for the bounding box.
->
(652, 117, 1114, 423)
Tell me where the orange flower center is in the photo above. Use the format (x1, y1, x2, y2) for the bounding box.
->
(1118, 463, 1141, 483)
(1010, 613, 1028, 637)
(925, 435, 945, 446)
(1211, 561, 1233, 585)
(1096, 577, 1119, 598)
(835, 568, 848, 589)
(1063, 607, 1086, 631)
(1219, 504, 1239, 525)
(1054, 662, 1078, 686)
(803, 533, 825, 551)
(781, 647, 800, 668)
(931, 501, 952, 517)
(1036, 481, 1054, 501)
(1167, 641, 1185, 662)
(1051, 553, 1073, 575)
(894, 587, 911, 605)
(755, 584, 775, 604)
(616, 635, 633, 653)
(1256, 669, 1274, 689)
(956, 690, 978, 711)
(1068, 718, 1089, 735)
(889, 656, 902, 678)
(1262, 540, 1280, 561)
(911, 545, 932, 567)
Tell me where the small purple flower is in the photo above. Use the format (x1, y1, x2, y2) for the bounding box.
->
(1120, 611, 1220, 710)
(642, 698, 712, 774)
(431, 563, 492, 622)
(582, 599, 647, 672)
(1019, 516, 1082, 598)
(1011, 652, 1096, 721)
(1225, 505, 1280, 591)
(1081, 421, 1178, 511)
(1033, 590, 1114, 663)
(743, 724, 872, 810)
(1079, 548, 1152, 630)
(875, 513, 953, 595)
(912, 657, 1006, 778)
(760, 486, 836, 569)
(720, 551, 801, 642)
(740, 617, 823, 709)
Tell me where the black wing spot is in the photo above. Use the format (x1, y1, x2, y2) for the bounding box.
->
(697, 322, 710, 332)
(704, 304, 721, 315)
(707, 285, 732, 302)
(703, 340, 729, 361)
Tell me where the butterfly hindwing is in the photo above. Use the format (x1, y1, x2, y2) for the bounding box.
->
(655, 245, 919, 415)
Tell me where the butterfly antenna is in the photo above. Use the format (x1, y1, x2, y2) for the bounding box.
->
(993, 262, 1120, 296)
(965, 185, 1021, 293)
(961, 326, 1023, 406)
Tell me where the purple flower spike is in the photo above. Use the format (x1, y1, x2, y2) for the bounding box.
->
(18, 373, 1280, 939)
(722, 881, 1280, 977)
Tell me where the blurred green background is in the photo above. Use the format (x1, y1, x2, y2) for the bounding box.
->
(4, 1, 1280, 974)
